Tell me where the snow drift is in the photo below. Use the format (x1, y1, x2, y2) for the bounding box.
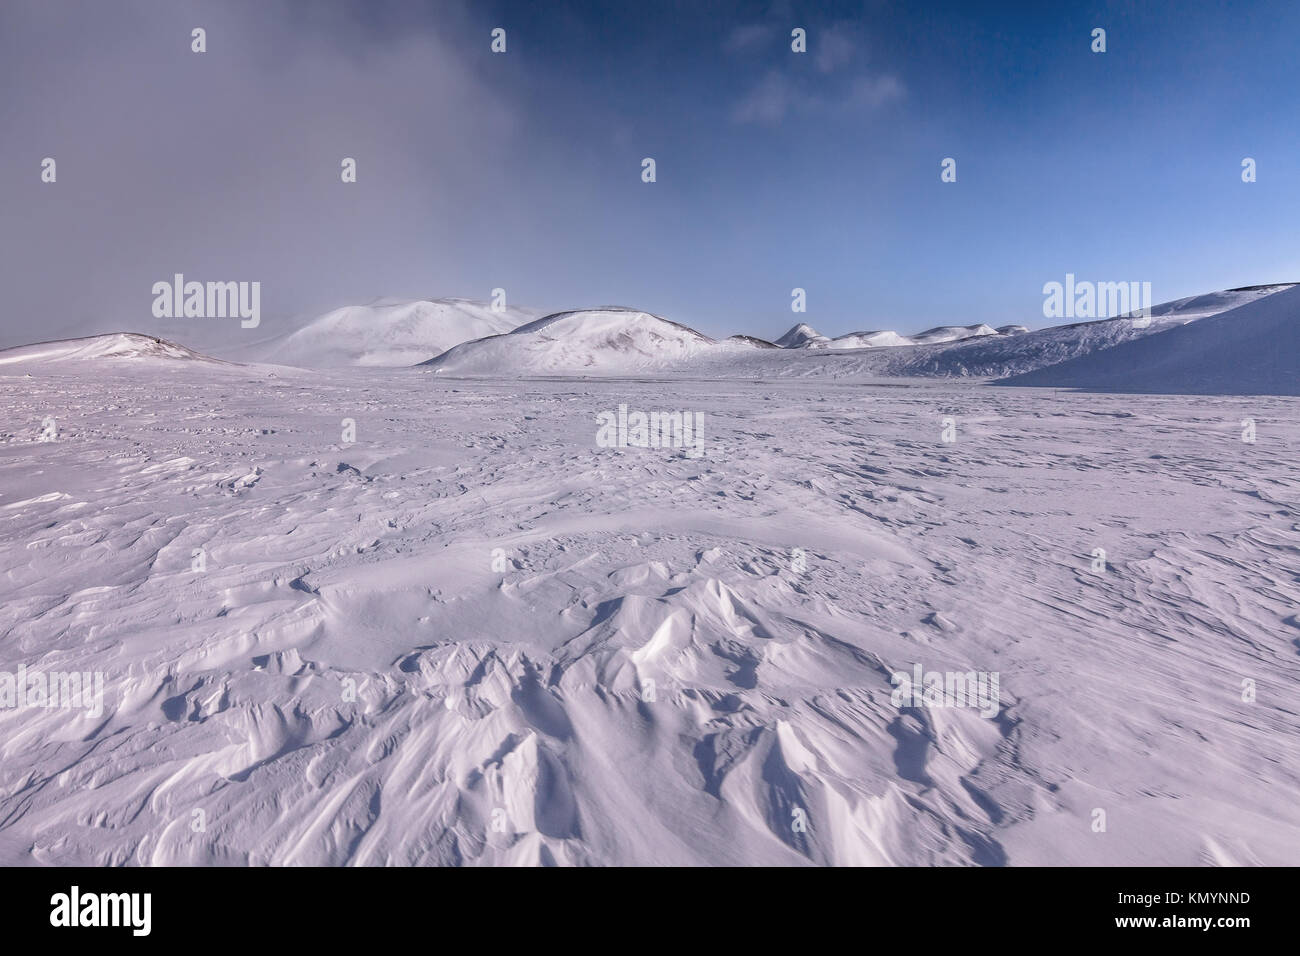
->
(996, 282, 1300, 395)
(3, 366, 1298, 865)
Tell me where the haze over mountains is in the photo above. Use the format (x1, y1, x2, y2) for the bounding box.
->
(239, 298, 542, 368)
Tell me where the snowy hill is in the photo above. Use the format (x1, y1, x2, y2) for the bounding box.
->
(775, 323, 829, 348)
(422, 307, 720, 375)
(0, 333, 223, 366)
(702, 284, 1297, 380)
(817, 329, 913, 349)
(251, 298, 538, 368)
(811, 324, 1000, 350)
(996, 282, 1300, 395)
(778, 322, 1000, 351)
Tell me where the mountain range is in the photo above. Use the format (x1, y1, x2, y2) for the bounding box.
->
(1, 284, 1295, 394)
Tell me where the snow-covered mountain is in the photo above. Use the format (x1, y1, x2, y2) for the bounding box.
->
(249, 298, 539, 368)
(719, 284, 1297, 380)
(997, 282, 1300, 395)
(816, 329, 912, 349)
(807, 323, 1000, 350)
(0, 333, 224, 366)
(7, 285, 1291, 388)
(775, 323, 829, 348)
(421, 307, 723, 375)
(413, 285, 1296, 382)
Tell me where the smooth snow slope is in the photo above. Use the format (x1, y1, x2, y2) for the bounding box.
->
(422, 308, 723, 375)
(998, 283, 1300, 395)
(0, 333, 225, 366)
(252, 298, 537, 368)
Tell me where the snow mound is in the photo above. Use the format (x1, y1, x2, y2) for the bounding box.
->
(996, 283, 1300, 395)
(254, 298, 537, 368)
(908, 323, 1000, 345)
(776, 323, 829, 348)
(0, 333, 221, 366)
(818, 330, 913, 349)
(421, 308, 718, 375)
(803, 324, 1001, 351)
(726, 335, 780, 349)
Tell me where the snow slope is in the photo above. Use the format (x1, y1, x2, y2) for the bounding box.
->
(251, 298, 538, 368)
(997, 282, 1300, 395)
(779, 323, 1001, 351)
(775, 323, 829, 348)
(695, 284, 1298, 381)
(817, 329, 914, 349)
(422, 308, 720, 375)
(0, 333, 224, 366)
(1, 366, 1297, 865)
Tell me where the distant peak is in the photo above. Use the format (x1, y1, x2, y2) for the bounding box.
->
(776, 323, 827, 348)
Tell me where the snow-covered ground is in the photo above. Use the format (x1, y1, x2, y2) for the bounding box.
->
(2, 359, 1297, 866)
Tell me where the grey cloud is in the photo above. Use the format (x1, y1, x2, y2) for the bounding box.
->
(0, 0, 522, 348)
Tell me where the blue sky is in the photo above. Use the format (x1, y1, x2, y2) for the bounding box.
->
(1, 0, 1296, 346)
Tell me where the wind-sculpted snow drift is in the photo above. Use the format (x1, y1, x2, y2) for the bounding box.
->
(1, 360, 1298, 866)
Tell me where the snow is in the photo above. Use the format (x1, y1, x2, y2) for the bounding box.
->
(788, 323, 1000, 351)
(1, 282, 1297, 866)
(412, 285, 1294, 382)
(684, 285, 1298, 381)
(816, 329, 914, 349)
(775, 323, 829, 348)
(243, 298, 538, 368)
(0, 333, 224, 366)
(422, 307, 719, 375)
(997, 283, 1300, 395)
(1, 360, 1297, 866)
